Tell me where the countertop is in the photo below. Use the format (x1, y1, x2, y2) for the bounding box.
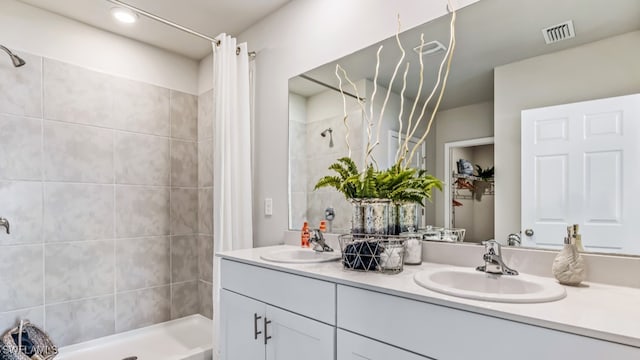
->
(218, 245, 640, 349)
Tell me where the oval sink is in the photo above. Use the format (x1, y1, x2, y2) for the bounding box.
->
(414, 267, 566, 303)
(260, 248, 341, 264)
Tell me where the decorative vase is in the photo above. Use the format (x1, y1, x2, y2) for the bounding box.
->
(350, 199, 365, 234)
(362, 199, 391, 235)
(398, 202, 419, 233)
(552, 243, 586, 286)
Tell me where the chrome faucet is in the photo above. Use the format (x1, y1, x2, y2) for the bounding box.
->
(0, 217, 9, 234)
(507, 233, 521, 247)
(309, 229, 333, 253)
(476, 240, 518, 275)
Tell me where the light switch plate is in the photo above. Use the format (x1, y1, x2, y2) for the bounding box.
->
(264, 198, 273, 216)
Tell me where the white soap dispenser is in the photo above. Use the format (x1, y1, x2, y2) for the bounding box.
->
(552, 225, 586, 286)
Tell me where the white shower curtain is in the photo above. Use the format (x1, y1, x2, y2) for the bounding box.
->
(212, 34, 254, 358)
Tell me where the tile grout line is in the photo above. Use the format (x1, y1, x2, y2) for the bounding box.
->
(169, 90, 174, 320)
(40, 56, 46, 331)
(113, 121, 118, 334)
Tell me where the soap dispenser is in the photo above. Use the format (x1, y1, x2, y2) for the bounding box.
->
(552, 225, 586, 286)
(301, 222, 310, 248)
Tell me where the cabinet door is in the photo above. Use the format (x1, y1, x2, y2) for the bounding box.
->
(265, 305, 335, 360)
(220, 290, 265, 360)
(337, 329, 433, 360)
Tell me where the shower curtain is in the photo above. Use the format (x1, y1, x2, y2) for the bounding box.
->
(212, 34, 254, 357)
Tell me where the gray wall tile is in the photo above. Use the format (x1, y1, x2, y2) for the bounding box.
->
(171, 140, 197, 187)
(0, 181, 42, 245)
(112, 78, 170, 136)
(43, 121, 113, 183)
(197, 89, 213, 140)
(116, 286, 170, 332)
(198, 188, 213, 235)
(0, 52, 42, 117)
(171, 281, 199, 319)
(0, 245, 43, 312)
(116, 132, 170, 186)
(44, 183, 114, 242)
(0, 114, 42, 180)
(170, 91, 197, 141)
(45, 240, 114, 303)
(116, 186, 170, 238)
(171, 235, 198, 283)
(170, 188, 198, 235)
(43, 59, 112, 127)
(116, 237, 170, 292)
(45, 296, 115, 347)
(198, 140, 213, 187)
(0, 306, 44, 334)
(198, 281, 213, 319)
(198, 235, 213, 283)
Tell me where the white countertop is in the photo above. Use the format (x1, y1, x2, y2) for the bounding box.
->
(218, 245, 640, 349)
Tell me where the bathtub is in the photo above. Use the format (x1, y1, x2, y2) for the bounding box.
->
(57, 315, 213, 360)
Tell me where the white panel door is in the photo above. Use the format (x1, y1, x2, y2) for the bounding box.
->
(265, 305, 335, 360)
(220, 290, 265, 360)
(521, 94, 640, 253)
(337, 329, 433, 360)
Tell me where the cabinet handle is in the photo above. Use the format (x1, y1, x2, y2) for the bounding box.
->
(253, 313, 262, 340)
(263, 317, 272, 345)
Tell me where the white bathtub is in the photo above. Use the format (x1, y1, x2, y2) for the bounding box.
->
(57, 315, 213, 360)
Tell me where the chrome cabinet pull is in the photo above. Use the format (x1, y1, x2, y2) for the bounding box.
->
(263, 317, 272, 345)
(253, 313, 262, 340)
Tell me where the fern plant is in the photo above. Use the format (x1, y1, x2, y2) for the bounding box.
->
(314, 158, 442, 204)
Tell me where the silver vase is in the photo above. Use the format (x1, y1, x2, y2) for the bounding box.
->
(363, 199, 391, 235)
(350, 199, 364, 234)
(398, 202, 420, 233)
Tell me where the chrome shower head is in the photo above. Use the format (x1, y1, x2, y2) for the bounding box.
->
(320, 128, 334, 147)
(0, 45, 26, 68)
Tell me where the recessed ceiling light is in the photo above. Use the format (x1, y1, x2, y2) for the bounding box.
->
(111, 7, 138, 24)
(413, 40, 447, 56)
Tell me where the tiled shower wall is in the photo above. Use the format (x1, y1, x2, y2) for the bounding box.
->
(0, 52, 209, 346)
(197, 89, 214, 319)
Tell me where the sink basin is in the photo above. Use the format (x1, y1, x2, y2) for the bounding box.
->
(414, 267, 566, 303)
(260, 248, 341, 264)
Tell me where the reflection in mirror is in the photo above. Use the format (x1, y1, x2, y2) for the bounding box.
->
(288, 0, 640, 255)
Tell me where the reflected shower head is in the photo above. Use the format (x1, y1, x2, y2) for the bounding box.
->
(0, 45, 26, 67)
(320, 128, 334, 148)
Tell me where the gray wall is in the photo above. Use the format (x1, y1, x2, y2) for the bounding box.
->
(494, 30, 640, 242)
(0, 53, 207, 346)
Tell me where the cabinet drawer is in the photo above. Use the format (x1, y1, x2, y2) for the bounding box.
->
(337, 285, 639, 360)
(221, 259, 336, 325)
(337, 329, 432, 360)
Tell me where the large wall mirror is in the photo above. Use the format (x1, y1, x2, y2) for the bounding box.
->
(288, 0, 640, 255)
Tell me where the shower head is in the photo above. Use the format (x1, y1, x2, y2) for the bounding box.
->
(320, 128, 334, 148)
(0, 45, 26, 68)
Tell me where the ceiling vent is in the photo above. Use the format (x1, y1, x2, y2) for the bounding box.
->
(414, 40, 447, 56)
(542, 20, 575, 44)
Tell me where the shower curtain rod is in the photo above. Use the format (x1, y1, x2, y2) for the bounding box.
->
(106, 0, 256, 57)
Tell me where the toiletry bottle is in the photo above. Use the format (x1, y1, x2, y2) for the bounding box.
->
(552, 227, 586, 286)
(319, 220, 327, 233)
(301, 222, 310, 248)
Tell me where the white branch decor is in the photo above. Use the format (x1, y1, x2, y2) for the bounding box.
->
(314, 1, 456, 206)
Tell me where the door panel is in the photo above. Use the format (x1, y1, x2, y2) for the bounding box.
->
(220, 290, 265, 360)
(521, 94, 640, 253)
(265, 305, 334, 360)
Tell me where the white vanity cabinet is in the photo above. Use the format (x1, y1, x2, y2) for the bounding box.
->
(337, 285, 639, 360)
(220, 259, 336, 360)
(337, 329, 433, 360)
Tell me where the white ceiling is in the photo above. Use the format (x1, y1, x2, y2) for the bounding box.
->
(18, 0, 291, 60)
(291, 0, 640, 110)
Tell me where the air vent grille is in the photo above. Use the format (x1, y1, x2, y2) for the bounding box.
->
(542, 20, 575, 44)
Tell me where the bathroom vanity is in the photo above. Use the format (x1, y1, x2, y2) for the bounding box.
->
(218, 245, 640, 360)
